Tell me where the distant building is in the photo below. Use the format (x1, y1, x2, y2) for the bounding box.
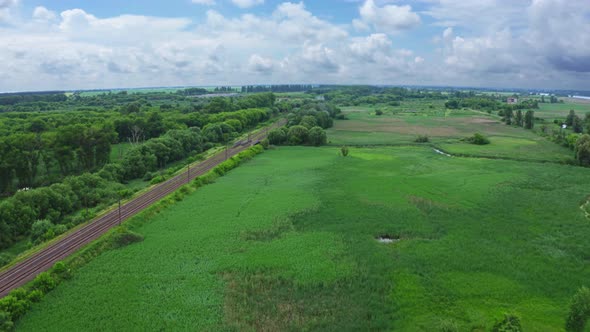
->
(507, 97, 518, 104)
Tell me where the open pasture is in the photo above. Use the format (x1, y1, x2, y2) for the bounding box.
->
(328, 103, 574, 162)
(16, 146, 590, 331)
(536, 100, 590, 119)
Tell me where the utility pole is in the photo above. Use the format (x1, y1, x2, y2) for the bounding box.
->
(118, 199, 122, 225)
(187, 165, 190, 184)
(85, 195, 89, 222)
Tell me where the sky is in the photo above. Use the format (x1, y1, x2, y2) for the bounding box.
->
(0, 0, 589, 92)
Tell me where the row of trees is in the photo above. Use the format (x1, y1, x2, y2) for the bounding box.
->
(502, 109, 535, 129)
(267, 126, 327, 146)
(241, 85, 313, 93)
(446, 97, 538, 112)
(0, 92, 67, 106)
(0, 91, 281, 250)
(266, 99, 339, 147)
(565, 110, 590, 134)
(0, 172, 126, 249)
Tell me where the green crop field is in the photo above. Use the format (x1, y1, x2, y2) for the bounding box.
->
(17, 146, 590, 331)
(327, 103, 574, 162)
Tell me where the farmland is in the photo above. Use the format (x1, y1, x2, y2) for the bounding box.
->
(16, 145, 590, 331)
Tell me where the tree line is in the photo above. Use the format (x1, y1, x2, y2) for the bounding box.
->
(241, 85, 314, 93)
(0, 91, 283, 253)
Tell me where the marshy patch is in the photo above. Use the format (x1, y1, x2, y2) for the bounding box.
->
(241, 217, 293, 241)
(376, 234, 400, 243)
(408, 195, 448, 215)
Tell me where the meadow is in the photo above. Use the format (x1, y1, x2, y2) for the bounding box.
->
(327, 101, 574, 162)
(16, 146, 590, 331)
(536, 100, 590, 119)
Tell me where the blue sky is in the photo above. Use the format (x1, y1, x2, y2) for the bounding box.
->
(0, 0, 588, 91)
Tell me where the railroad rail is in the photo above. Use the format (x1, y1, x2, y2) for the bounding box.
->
(0, 119, 285, 298)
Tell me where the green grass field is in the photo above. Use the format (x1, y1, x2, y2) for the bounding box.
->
(17, 146, 590, 331)
(536, 100, 590, 119)
(328, 103, 574, 162)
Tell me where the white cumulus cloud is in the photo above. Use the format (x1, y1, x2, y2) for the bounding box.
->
(357, 0, 421, 34)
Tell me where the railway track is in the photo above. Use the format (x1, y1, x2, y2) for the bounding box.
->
(0, 119, 285, 298)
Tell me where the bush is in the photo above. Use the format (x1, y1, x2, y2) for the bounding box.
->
(464, 133, 490, 145)
(150, 175, 166, 185)
(341, 146, 349, 157)
(110, 228, 144, 249)
(27, 290, 43, 303)
(299, 115, 318, 129)
(0, 310, 13, 331)
(566, 286, 590, 332)
(31, 219, 54, 244)
(260, 138, 270, 149)
(52, 261, 72, 280)
(575, 135, 590, 167)
(287, 125, 309, 145)
(32, 272, 57, 293)
(308, 126, 327, 146)
(415, 135, 429, 143)
(52, 224, 68, 236)
(492, 313, 522, 332)
(267, 128, 287, 145)
(375, 110, 384, 116)
(0, 253, 14, 267)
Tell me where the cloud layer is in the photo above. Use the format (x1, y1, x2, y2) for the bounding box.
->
(0, 0, 588, 91)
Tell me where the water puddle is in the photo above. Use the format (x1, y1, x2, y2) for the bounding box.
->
(376, 235, 400, 243)
(433, 148, 451, 157)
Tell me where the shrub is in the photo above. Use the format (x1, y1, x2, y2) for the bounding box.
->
(0, 290, 32, 321)
(0, 310, 13, 331)
(110, 228, 144, 249)
(300, 115, 318, 129)
(32, 272, 57, 293)
(0, 253, 14, 267)
(27, 290, 43, 303)
(260, 138, 270, 149)
(341, 146, 349, 157)
(375, 110, 384, 116)
(150, 175, 166, 185)
(308, 126, 327, 146)
(52, 261, 72, 280)
(31, 219, 54, 244)
(492, 313, 522, 332)
(267, 128, 287, 145)
(415, 135, 430, 143)
(464, 133, 490, 145)
(566, 286, 590, 332)
(287, 125, 309, 145)
(52, 224, 68, 236)
(575, 135, 590, 167)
